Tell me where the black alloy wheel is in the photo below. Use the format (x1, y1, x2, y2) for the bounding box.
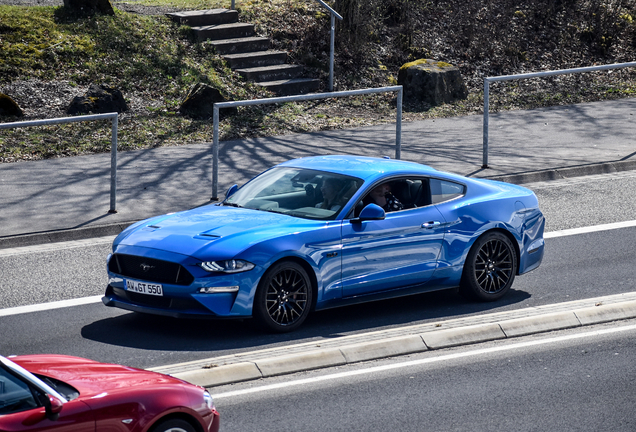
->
(460, 231, 517, 301)
(254, 261, 313, 332)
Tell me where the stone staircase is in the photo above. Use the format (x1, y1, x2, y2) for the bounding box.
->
(166, 9, 320, 96)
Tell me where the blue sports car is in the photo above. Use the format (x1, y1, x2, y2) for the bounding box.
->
(103, 155, 545, 332)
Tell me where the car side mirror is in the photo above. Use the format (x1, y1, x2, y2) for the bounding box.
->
(352, 203, 385, 223)
(42, 394, 63, 421)
(225, 184, 238, 199)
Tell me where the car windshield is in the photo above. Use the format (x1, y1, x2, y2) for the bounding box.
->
(225, 167, 363, 220)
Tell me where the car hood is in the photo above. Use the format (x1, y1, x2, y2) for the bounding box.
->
(11, 355, 181, 398)
(115, 204, 326, 259)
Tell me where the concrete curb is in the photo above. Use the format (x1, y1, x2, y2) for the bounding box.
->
(498, 311, 581, 337)
(0, 222, 133, 250)
(487, 159, 636, 185)
(421, 323, 505, 349)
(167, 298, 636, 388)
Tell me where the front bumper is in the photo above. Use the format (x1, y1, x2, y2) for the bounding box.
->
(102, 284, 248, 319)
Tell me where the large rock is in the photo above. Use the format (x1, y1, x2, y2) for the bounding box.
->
(0, 93, 23, 117)
(63, 0, 114, 15)
(67, 84, 128, 115)
(179, 83, 236, 119)
(397, 59, 468, 106)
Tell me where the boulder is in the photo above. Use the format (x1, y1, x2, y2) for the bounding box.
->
(63, 0, 114, 15)
(179, 83, 236, 119)
(397, 59, 468, 106)
(67, 84, 128, 115)
(0, 93, 23, 117)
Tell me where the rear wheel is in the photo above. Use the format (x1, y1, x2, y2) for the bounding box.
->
(460, 232, 517, 301)
(253, 261, 313, 333)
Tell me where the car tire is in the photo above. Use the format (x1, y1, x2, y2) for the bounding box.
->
(460, 231, 517, 301)
(253, 261, 313, 333)
(150, 419, 196, 432)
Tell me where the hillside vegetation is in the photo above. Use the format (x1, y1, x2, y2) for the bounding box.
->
(1, 0, 635, 162)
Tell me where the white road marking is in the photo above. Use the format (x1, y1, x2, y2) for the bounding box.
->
(0, 295, 104, 318)
(543, 220, 636, 238)
(212, 323, 636, 399)
(0, 236, 115, 257)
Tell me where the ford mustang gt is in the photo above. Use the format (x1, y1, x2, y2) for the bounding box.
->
(103, 155, 545, 332)
(0, 354, 220, 432)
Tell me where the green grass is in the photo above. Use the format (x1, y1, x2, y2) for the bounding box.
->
(0, 5, 245, 98)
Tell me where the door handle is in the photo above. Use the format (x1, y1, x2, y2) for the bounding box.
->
(422, 221, 441, 229)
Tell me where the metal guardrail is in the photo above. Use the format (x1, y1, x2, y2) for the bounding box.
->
(482, 61, 636, 168)
(211, 85, 404, 199)
(229, 0, 343, 91)
(0, 113, 119, 213)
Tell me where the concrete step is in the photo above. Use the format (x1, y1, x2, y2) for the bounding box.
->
(223, 50, 287, 69)
(236, 64, 304, 82)
(256, 78, 321, 96)
(166, 9, 238, 27)
(193, 22, 255, 42)
(166, 9, 321, 96)
(210, 36, 270, 54)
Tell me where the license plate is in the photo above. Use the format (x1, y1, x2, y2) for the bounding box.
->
(125, 279, 163, 296)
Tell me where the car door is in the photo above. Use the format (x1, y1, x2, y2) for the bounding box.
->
(0, 367, 94, 432)
(0, 401, 95, 432)
(340, 178, 447, 297)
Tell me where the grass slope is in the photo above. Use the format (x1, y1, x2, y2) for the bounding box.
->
(1, 0, 635, 162)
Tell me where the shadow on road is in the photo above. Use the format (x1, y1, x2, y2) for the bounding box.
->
(80, 288, 531, 354)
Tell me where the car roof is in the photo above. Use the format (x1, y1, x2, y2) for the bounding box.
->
(278, 155, 438, 180)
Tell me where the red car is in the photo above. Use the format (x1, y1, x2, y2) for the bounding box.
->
(0, 354, 220, 432)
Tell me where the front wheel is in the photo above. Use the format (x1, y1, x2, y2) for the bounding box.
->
(253, 261, 313, 333)
(460, 232, 517, 301)
(150, 419, 196, 432)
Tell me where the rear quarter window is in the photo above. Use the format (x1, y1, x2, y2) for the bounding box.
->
(430, 179, 465, 204)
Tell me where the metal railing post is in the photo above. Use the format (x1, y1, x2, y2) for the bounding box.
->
(109, 115, 118, 213)
(213, 106, 220, 200)
(396, 87, 402, 160)
(329, 13, 335, 91)
(482, 79, 490, 169)
(314, 0, 342, 91)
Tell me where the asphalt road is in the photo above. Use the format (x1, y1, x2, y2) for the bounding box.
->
(212, 320, 636, 432)
(1, 171, 635, 369)
(1, 225, 635, 369)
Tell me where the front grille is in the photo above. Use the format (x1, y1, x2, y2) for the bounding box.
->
(109, 253, 195, 286)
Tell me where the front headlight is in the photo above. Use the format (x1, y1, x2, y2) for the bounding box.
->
(199, 259, 255, 273)
(203, 390, 215, 411)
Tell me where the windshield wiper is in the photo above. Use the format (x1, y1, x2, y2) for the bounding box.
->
(223, 202, 242, 208)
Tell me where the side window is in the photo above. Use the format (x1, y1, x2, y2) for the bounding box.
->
(0, 367, 39, 414)
(430, 179, 465, 204)
(350, 177, 429, 218)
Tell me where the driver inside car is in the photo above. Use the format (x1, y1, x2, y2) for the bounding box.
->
(368, 183, 404, 212)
